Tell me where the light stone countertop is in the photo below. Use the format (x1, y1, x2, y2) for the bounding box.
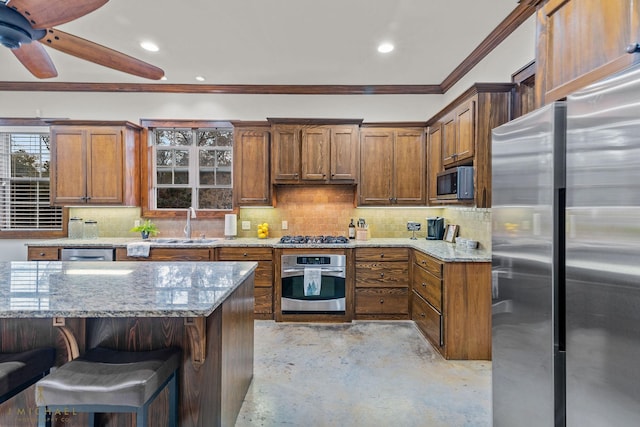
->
(27, 237, 491, 262)
(0, 260, 257, 318)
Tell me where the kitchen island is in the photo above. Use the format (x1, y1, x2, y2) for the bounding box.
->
(0, 260, 256, 427)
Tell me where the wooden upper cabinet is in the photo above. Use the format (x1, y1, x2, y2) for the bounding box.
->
(329, 125, 359, 182)
(301, 126, 330, 181)
(425, 84, 513, 208)
(50, 121, 140, 206)
(234, 125, 271, 206)
(535, 0, 639, 106)
(427, 124, 443, 204)
(359, 127, 425, 206)
(442, 98, 475, 167)
(271, 124, 300, 182)
(270, 120, 361, 184)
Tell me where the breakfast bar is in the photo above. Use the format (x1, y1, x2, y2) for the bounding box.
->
(0, 260, 256, 427)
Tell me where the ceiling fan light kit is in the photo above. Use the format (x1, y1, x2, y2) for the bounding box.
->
(1, 0, 164, 80)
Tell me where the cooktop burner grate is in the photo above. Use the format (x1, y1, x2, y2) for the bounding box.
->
(279, 235, 349, 244)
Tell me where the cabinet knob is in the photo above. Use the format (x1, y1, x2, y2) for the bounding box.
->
(380, 253, 384, 258)
(380, 272, 384, 278)
(421, 282, 426, 287)
(626, 43, 640, 54)
(421, 260, 426, 265)
(379, 299, 384, 304)
(243, 252, 248, 257)
(420, 312, 426, 318)
(39, 252, 45, 257)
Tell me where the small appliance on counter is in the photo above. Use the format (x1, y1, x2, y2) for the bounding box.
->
(426, 217, 445, 240)
(407, 221, 421, 240)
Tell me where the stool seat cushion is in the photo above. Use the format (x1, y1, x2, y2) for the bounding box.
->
(0, 348, 56, 397)
(35, 347, 181, 408)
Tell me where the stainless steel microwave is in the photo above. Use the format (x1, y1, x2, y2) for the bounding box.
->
(436, 166, 474, 200)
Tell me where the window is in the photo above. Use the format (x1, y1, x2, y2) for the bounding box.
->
(0, 129, 64, 233)
(150, 126, 233, 211)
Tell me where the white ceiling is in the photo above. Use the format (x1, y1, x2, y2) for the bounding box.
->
(1, 0, 519, 85)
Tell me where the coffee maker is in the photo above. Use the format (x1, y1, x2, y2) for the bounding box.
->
(426, 217, 445, 240)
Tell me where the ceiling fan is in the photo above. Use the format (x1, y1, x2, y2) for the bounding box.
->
(0, 0, 164, 79)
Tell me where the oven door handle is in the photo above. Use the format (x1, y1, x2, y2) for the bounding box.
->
(282, 267, 345, 274)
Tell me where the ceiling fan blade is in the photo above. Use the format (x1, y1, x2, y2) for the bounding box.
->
(7, 0, 109, 29)
(40, 29, 165, 80)
(12, 42, 58, 78)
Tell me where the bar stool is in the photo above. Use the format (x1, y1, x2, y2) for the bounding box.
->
(35, 346, 181, 427)
(0, 347, 56, 404)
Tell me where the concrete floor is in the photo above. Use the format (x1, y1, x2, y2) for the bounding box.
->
(235, 321, 491, 427)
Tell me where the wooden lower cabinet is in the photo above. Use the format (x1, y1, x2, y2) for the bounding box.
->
(355, 247, 409, 319)
(27, 246, 60, 260)
(217, 247, 274, 319)
(411, 250, 491, 360)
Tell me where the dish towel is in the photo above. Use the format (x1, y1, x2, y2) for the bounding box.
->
(126, 242, 151, 257)
(303, 268, 322, 296)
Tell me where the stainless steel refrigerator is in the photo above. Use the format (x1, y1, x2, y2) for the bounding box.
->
(491, 65, 640, 427)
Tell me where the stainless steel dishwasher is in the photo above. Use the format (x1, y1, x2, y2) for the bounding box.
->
(60, 248, 115, 261)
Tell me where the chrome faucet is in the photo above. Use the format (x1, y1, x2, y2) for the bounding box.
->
(184, 207, 196, 239)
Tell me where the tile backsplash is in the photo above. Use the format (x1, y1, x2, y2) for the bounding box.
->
(68, 187, 491, 250)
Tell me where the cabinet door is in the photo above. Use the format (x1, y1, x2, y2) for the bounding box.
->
(86, 128, 123, 204)
(441, 113, 456, 166)
(536, 0, 636, 105)
(359, 129, 394, 205)
(51, 128, 87, 205)
(330, 125, 359, 182)
(454, 99, 475, 163)
(301, 126, 330, 181)
(235, 128, 271, 205)
(272, 125, 300, 182)
(427, 124, 442, 203)
(394, 129, 425, 204)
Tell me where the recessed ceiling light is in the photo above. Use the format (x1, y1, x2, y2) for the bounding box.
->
(195, 76, 206, 82)
(377, 42, 394, 53)
(140, 41, 159, 52)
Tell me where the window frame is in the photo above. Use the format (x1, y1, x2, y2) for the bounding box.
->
(140, 119, 238, 218)
(0, 118, 68, 238)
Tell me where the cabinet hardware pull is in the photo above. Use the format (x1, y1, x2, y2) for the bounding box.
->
(421, 282, 426, 287)
(380, 273, 384, 278)
(626, 43, 640, 54)
(379, 299, 384, 304)
(380, 253, 384, 258)
(243, 253, 248, 257)
(40, 252, 45, 256)
(420, 312, 426, 318)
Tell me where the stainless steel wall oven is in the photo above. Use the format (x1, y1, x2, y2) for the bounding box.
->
(281, 254, 346, 314)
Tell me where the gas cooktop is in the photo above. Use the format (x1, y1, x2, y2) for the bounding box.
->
(279, 235, 350, 244)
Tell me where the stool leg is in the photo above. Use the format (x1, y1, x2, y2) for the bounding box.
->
(168, 371, 178, 427)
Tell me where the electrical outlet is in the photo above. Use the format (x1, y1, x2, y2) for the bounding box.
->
(281, 220, 288, 230)
(134, 220, 141, 228)
(241, 221, 251, 230)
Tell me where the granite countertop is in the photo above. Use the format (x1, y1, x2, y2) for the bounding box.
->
(0, 260, 257, 318)
(27, 237, 491, 262)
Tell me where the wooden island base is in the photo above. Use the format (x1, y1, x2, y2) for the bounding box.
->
(0, 272, 254, 427)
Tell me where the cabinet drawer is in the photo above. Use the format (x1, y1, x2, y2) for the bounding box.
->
(412, 264, 442, 312)
(355, 247, 409, 262)
(413, 251, 442, 278)
(115, 247, 211, 261)
(254, 287, 273, 314)
(412, 291, 443, 347)
(355, 288, 409, 314)
(217, 247, 273, 261)
(254, 262, 273, 288)
(356, 262, 408, 288)
(28, 247, 59, 260)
